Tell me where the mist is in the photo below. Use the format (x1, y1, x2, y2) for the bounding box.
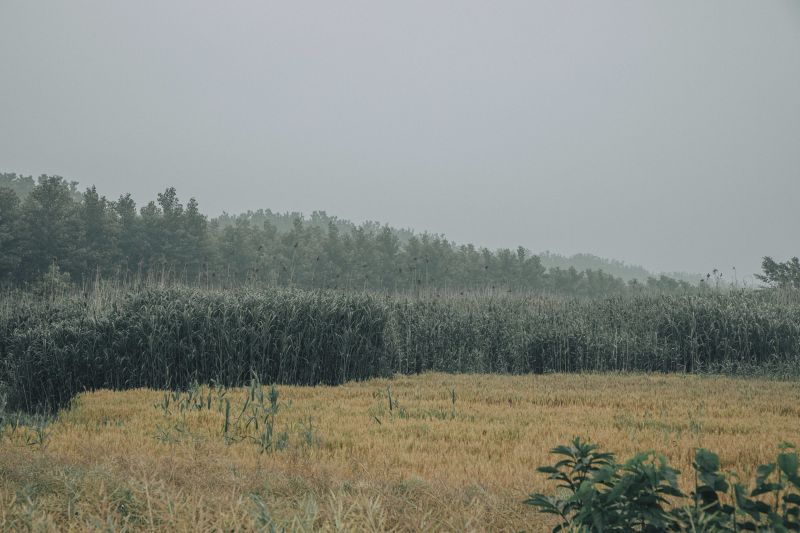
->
(1, 0, 798, 279)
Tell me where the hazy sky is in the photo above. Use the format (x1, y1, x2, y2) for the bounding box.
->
(2, 1, 798, 279)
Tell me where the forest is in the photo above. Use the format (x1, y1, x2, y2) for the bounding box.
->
(1, 173, 698, 295)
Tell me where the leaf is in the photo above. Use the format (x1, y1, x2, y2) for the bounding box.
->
(752, 482, 784, 497)
(698, 473, 729, 493)
(694, 448, 720, 473)
(779, 452, 799, 479)
(606, 476, 632, 503)
(536, 466, 560, 474)
(591, 509, 606, 531)
(785, 493, 800, 505)
(659, 485, 685, 498)
(575, 480, 596, 503)
(756, 463, 776, 486)
(523, 493, 563, 515)
(551, 445, 578, 457)
(591, 465, 617, 485)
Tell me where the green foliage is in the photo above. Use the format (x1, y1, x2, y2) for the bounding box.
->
(526, 438, 800, 531)
(0, 287, 391, 412)
(19, 176, 83, 277)
(1, 286, 800, 413)
(758, 256, 800, 290)
(0, 187, 22, 282)
(1, 172, 701, 294)
(30, 263, 73, 298)
(0, 173, 38, 201)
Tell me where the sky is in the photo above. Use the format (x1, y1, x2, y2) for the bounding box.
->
(1, 1, 799, 280)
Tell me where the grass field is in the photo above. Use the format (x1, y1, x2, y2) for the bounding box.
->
(2, 373, 799, 531)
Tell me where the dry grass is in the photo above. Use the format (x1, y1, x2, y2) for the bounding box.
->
(1, 373, 799, 531)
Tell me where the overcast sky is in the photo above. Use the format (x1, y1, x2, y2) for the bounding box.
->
(1, 1, 798, 279)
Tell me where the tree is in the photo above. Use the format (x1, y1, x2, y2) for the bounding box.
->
(19, 176, 82, 279)
(0, 173, 36, 200)
(0, 187, 22, 281)
(319, 221, 344, 289)
(177, 197, 209, 279)
(139, 199, 164, 268)
(1, 170, 701, 294)
(219, 217, 260, 280)
(376, 225, 399, 289)
(157, 187, 184, 268)
(114, 193, 143, 273)
(79, 186, 119, 275)
(757, 256, 800, 289)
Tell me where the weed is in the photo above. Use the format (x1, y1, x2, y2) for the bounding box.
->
(526, 437, 800, 531)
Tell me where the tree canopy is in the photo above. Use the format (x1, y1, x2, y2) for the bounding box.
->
(0, 174, 702, 295)
(757, 256, 800, 289)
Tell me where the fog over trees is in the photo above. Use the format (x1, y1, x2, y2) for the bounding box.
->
(1, 173, 702, 294)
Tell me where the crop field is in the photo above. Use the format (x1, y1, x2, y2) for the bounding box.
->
(3, 286, 800, 530)
(3, 286, 800, 413)
(2, 373, 799, 531)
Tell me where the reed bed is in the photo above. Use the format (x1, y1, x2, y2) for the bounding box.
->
(1, 286, 799, 412)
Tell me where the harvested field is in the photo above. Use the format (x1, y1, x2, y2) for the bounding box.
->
(1, 373, 798, 531)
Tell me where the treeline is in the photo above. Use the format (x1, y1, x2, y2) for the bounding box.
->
(0, 173, 696, 295)
(538, 251, 699, 284)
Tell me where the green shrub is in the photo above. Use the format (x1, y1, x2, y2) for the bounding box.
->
(526, 437, 800, 531)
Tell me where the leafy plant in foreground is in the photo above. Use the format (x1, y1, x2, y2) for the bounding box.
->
(526, 438, 800, 531)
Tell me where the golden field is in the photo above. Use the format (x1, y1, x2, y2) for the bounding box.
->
(1, 373, 799, 532)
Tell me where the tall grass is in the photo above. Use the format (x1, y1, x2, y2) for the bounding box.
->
(1, 285, 799, 411)
(389, 291, 800, 375)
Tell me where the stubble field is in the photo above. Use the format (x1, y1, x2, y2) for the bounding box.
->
(2, 373, 799, 532)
